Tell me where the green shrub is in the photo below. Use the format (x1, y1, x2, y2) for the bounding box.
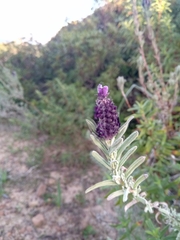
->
(35, 79, 94, 141)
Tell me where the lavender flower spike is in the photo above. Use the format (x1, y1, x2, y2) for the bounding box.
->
(94, 84, 120, 140)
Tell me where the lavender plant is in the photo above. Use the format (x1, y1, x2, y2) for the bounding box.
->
(117, 0, 180, 126)
(85, 84, 180, 240)
(117, 0, 180, 209)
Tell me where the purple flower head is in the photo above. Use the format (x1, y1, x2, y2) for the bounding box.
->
(94, 84, 120, 140)
(97, 84, 109, 98)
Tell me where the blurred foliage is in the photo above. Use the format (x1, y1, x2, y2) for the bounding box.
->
(0, 0, 179, 181)
(145, 219, 177, 240)
(0, 169, 7, 198)
(116, 0, 180, 238)
(129, 99, 180, 205)
(0, 0, 179, 172)
(0, 0, 179, 108)
(0, 1, 139, 98)
(82, 225, 96, 238)
(34, 79, 94, 140)
(0, 0, 180, 238)
(0, 64, 26, 118)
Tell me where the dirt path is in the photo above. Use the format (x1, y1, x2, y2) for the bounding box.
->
(0, 128, 119, 240)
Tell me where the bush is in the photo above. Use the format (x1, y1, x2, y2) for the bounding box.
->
(35, 79, 95, 141)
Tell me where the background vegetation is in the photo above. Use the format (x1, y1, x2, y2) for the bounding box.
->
(0, 0, 180, 238)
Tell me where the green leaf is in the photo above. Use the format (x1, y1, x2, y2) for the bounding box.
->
(134, 174, 149, 188)
(86, 119, 96, 133)
(109, 137, 123, 154)
(123, 188, 130, 202)
(117, 131, 139, 160)
(91, 151, 111, 170)
(145, 219, 159, 233)
(125, 156, 146, 179)
(107, 189, 124, 200)
(118, 146, 137, 169)
(90, 134, 109, 156)
(116, 115, 134, 141)
(124, 199, 138, 212)
(85, 180, 117, 193)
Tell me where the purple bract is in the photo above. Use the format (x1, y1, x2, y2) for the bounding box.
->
(97, 84, 109, 98)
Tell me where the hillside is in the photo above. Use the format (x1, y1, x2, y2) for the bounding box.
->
(1, 1, 180, 96)
(0, 1, 180, 239)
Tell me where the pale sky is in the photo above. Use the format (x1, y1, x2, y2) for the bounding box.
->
(0, 0, 103, 44)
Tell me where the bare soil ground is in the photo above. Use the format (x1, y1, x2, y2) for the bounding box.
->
(0, 127, 120, 240)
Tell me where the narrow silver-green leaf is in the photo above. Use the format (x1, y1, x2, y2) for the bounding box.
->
(109, 137, 123, 154)
(86, 119, 96, 133)
(90, 134, 109, 156)
(85, 180, 117, 193)
(91, 151, 111, 170)
(125, 156, 146, 179)
(145, 205, 153, 214)
(134, 174, 149, 189)
(176, 232, 180, 240)
(107, 190, 124, 200)
(123, 188, 130, 202)
(117, 131, 139, 160)
(135, 195, 148, 205)
(118, 146, 137, 169)
(116, 115, 134, 140)
(125, 199, 138, 212)
(158, 207, 170, 216)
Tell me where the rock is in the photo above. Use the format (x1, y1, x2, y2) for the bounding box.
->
(50, 171, 60, 180)
(19, 227, 26, 234)
(32, 214, 45, 228)
(24, 236, 33, 240)
(26, 226, 34, 233)
(36, 183, 46, 197)
(28, 197, 41, 207)
(0, 211, 4, 217)
(57, 216, 66, 226)
(48, 178, 56, 185)
(19, 165, 28, 173)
